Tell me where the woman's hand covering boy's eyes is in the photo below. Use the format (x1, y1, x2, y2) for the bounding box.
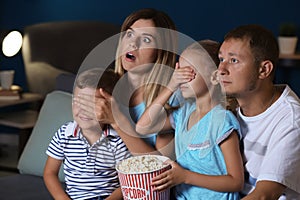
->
(73, 89, 115, 125)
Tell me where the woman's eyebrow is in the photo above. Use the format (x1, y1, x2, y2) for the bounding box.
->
(142, 33, 155, 39)
(130, 27, 156, 37)
(127, 28, 134, 32)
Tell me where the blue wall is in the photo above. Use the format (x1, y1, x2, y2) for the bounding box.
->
(1, 0, 300, 92)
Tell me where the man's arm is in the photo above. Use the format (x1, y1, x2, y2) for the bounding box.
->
(242, 180, 286, 200)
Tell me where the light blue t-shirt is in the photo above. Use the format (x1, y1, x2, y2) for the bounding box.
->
(172, 102, 241, 200)
(128, 89, 184, 147)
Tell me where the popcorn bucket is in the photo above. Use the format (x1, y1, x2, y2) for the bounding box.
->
(116, 155, 171, 200)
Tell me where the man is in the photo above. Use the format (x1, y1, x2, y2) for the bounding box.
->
(218, 24, 300, 199)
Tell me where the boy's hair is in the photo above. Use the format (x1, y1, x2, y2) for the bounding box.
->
(75, 68, 120, 95)
(224, 24, 279, 79)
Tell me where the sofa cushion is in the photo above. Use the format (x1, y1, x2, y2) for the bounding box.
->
(17, 90, 73, 181)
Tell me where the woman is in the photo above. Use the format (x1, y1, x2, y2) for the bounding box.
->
(74, 8, 180, 158)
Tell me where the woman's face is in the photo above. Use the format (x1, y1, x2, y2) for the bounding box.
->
(120, 19, 158, 72)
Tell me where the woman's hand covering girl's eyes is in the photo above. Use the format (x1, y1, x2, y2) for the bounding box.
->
(167, 62, 195, 91)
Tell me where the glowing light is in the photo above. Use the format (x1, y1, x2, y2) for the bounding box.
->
(2, 31, 23, 57)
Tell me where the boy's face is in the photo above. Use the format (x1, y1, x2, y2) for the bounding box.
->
(73, 86, 100, 131)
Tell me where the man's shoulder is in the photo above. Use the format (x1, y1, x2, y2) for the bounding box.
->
(277, 85, 300, 113)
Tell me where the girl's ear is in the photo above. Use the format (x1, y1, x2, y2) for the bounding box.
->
(210, 70, 219, 85)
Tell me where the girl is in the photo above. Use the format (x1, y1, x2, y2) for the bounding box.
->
(136, 40, 244, 199)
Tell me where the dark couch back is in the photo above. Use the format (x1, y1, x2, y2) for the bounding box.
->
(22, 21, 120, 96)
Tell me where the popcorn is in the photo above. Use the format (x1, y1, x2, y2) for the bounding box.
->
(117, 155, 168, 173)
(117, 155, 171, 200)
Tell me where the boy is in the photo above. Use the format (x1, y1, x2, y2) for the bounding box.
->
(44, 68, 131, 200)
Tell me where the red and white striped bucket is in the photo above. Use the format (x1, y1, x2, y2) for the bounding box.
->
(116, 155, 171, 200)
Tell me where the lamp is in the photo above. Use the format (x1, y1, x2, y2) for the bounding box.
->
(0, 30, 23, 92)
(2, 30, 23, 57)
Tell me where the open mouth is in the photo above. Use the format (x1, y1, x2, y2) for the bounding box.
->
(126, 52, 136, 61)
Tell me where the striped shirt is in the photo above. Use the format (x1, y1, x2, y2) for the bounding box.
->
(46, 121, 131, 200)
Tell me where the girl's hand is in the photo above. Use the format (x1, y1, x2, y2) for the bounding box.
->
(151, 160, 187, 191)
(167, 62, 195, 92)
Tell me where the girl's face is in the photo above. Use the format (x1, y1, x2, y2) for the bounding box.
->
(120, 19, 158, 72)
(179, 50, 212, 99)
(73, 87, 100, 131)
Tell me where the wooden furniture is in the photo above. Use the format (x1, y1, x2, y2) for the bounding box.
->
(277, 53, 300, 97)
(278, 53, 300, 68)
(0, 93, 42, 108)
(0, 93, 43, 158)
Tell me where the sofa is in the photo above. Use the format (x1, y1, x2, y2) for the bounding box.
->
(0, 20, 120, 199)
(22, 20, 120, 96)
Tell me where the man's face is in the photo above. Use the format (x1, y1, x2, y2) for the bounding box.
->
(218, 38, 259, 98)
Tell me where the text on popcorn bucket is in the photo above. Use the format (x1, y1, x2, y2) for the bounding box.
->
(121, 186, 150, 199)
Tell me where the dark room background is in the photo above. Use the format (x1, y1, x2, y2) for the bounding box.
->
(0, 0, 299, 94)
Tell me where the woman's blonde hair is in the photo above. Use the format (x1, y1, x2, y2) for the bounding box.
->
(115, 8, 177, 106)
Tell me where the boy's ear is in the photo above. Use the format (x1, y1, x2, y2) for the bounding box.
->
(210, 70, 219, 85)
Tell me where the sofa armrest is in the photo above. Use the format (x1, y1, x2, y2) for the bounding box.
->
(17, 91, 73, 182)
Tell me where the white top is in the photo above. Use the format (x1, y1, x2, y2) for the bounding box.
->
(47, 121, 131, 200)
(238, 85, 300, 199)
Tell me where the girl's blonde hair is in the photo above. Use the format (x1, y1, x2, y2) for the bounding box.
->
(187, 40, 238, 112)
(115, 8, 177, 107)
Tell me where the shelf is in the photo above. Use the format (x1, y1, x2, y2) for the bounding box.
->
(279, 53, 300, 68)
(0, 92, 43, 158)
(0, 93, 43, 108)
(0, 110, 39, 129)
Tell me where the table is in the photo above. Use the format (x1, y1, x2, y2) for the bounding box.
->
(278, 53, 300, 68)
(277, 53, 300, 97)
(0, 93, 43, 158)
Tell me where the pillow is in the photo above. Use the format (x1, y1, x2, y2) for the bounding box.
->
(18, 90, 73, 181)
